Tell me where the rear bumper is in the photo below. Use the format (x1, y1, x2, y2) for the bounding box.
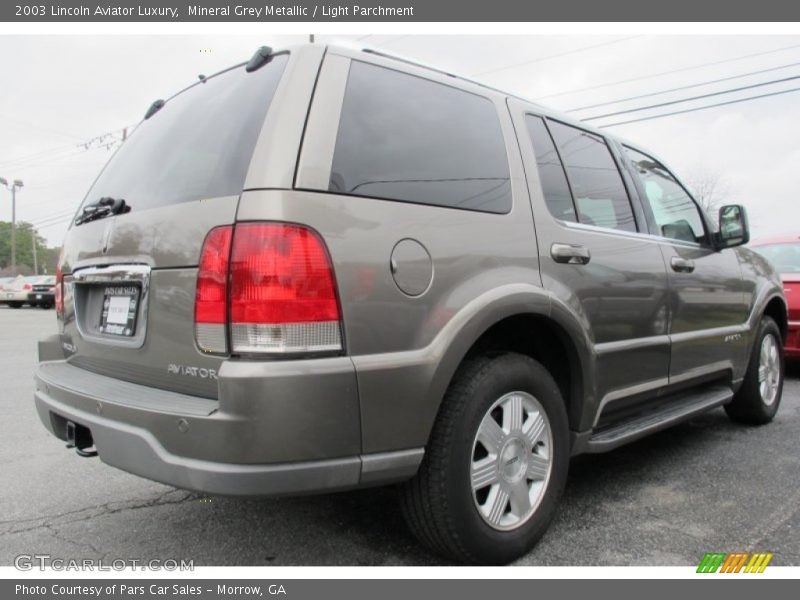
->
(28, 292, 55, 304)
(34, 335, 422, 496)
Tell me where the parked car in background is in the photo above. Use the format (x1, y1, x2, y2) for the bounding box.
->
(28, 276, 57, 309)
(1, 275, 41, 308)
(751, 236, 800, 359)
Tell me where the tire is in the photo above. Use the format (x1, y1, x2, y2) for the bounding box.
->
(8, 302, 22, 309)
(400, 353, 569, 564)
(725, 316, 784, 425)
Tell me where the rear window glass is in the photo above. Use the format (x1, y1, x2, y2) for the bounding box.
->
(329, 61, 512, 214)
(547, 120, 636, 232)
(79, 54, 288, 213)
(525, 115, 576, 222)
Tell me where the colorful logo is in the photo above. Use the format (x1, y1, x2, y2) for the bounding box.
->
(697, 552, 774, 573)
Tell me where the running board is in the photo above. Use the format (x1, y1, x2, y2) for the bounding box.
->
(584, 384, 733, 453)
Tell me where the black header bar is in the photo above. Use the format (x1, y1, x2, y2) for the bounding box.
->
(3, 0, 800, 22)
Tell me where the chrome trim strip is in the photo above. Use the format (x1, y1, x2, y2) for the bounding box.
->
(595, 334, 670, 355)
(561, 219, 707, 249)
(71, 264, 151, 349)
(669, 324, 747, 345)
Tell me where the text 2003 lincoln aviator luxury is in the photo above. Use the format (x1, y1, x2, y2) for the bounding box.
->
(34, 44, 787, 564)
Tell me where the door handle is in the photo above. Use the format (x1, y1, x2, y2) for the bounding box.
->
(670, 256, 695, 273)
(551, 243, 591, 265)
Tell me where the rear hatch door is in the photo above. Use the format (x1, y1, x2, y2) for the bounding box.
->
(60, 54, 289, 398)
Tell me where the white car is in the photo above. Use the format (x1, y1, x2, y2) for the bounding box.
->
(1, 275, 43, 308)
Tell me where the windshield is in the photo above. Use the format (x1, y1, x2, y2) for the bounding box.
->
(78, 54, 288, 215)
(752, 242, 800, 273)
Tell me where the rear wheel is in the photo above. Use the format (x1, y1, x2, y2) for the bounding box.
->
(725, 316, 783, 425)
(8, 302, 22, 309)
(401, 353, 569, 564)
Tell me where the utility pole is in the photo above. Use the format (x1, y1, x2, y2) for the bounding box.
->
(31, 228, 38, 275)
(0, 177, 23, 275)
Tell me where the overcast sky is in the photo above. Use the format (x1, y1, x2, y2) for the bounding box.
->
(1, 34, 799, 245)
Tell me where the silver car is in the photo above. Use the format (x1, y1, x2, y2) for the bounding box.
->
(34, 44, 787, 564)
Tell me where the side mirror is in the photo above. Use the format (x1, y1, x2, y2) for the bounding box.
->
(716, 204, 749, 249)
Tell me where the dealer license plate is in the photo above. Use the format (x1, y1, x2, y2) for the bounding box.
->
(99, 286, 140, 337)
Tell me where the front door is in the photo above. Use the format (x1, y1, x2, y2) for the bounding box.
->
(621, 146, 748, 384)
(509, 99, 672, 428)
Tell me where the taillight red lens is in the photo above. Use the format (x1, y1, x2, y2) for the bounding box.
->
(194, 223, 342, 355)
(23, 283, 32, 290)
(230, 224, 340, 324)
(229, 223, 342, 354)
(194, 226, 233, 353)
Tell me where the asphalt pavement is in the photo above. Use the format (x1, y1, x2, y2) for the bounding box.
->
(1, 306, 798, 566)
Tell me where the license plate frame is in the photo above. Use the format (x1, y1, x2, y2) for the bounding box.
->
(99, 285, 140, 337)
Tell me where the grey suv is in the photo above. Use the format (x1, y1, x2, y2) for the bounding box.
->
(34, 44, 787, 564)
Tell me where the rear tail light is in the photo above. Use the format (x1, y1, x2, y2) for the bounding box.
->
(194, 226, 233, 354)
(23, 283, 32, 290)
(194, 223, 342, 356)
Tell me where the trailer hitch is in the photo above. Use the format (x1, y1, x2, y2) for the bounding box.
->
(65, 421, 98, 458)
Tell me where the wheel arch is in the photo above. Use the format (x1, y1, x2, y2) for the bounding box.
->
(763, 294, 788, 342)
(423, 287, 594, 440)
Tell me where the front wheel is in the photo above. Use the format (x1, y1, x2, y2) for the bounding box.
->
(400, 353, 569, 564)
(725, 316, 784, 425)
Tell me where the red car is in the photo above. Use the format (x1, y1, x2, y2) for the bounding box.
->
(751, 235, 800, 359)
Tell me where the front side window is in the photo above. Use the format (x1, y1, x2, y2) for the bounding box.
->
(625, 147, 707, 244)
(546, 120, 636, 232)
(329, 61, 512, 214)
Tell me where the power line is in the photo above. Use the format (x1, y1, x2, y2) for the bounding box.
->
(0, 113, 86, 141)
(26, 211, 78, 228)
(583, 74, 800, 122)
(0, 143, 78, 168)
(566, 60, 800, 113)
(599, 85, 800, 128)
(535, 42, 800, 100)
(34, 217, 73, 230)
(0, 123, 134, 169)
(473, 36, 642, 77)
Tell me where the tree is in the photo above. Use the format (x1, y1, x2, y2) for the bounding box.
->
(685, 170, 731, 217)
(0, 221, 58, 276)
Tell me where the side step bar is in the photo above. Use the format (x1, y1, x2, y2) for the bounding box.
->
(584, 384, 733, 453)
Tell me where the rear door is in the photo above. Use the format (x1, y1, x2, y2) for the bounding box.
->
(59, 51, 296, 398)
(509, 100, 671, 427)
(621, 146, 748, 384)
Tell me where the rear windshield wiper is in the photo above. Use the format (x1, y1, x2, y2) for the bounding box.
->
(75, 197, 131, 226)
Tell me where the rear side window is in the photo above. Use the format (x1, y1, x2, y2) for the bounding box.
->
(329, 61, 512, 214)
(625, 147, 707, 244)
(525, 115, 576, 222)
(80, 54, 288, 213)
(547, 120, 636, 232)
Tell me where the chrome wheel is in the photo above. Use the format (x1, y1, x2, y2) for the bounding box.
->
(758, 333, 781, 406)
(470, 391, 553, 531)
